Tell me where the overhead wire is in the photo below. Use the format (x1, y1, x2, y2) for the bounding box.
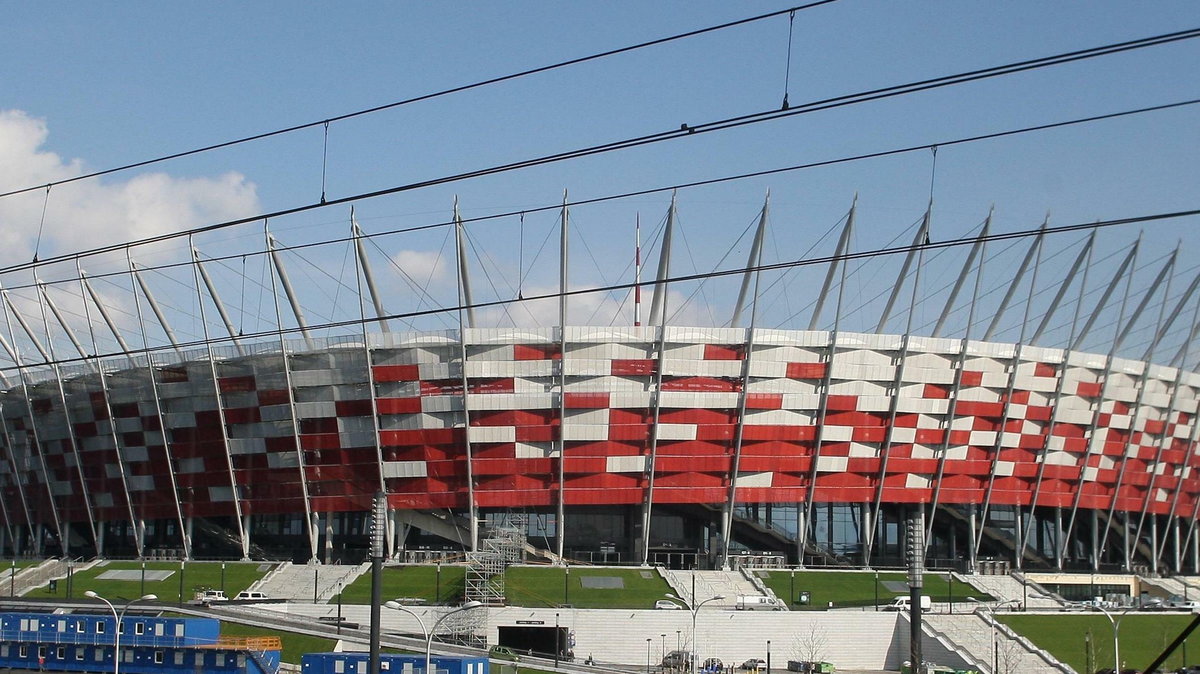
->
(4, 28, 1198, 278)
(0, 1, 841, 202)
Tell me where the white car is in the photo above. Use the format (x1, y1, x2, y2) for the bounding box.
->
(740, 659, 767, 671)
(654, 599, 682, 610)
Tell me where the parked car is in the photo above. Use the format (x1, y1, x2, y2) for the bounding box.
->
(233, 590, 270, 601)
(193, 589, 228, 605)
(662, 651, 693, 668)
(655, 599, 683, 610)
(741, 659, 767, 671)
(489, 646, 520, 662)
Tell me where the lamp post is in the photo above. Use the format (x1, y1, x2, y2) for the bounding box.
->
(1093, 605, 1130, 674)
(969, 597, 1019, 674)
(564, 565, 570, 606)
(874, 571, 879, 612)
(385, 600, 484, 674)
(646, 638, 652, 674)
(676, 630, 681, 653)
(556, 612, 561, 668)
(84, 590, 157, 674)
(664, 593, 725, 674)
(337, 580, 344, 635)
(947, 573, 953, 615)
(766, 640, 771, 674)
(661, 633, 666, 662)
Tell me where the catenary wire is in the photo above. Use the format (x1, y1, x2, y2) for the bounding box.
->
(5, 95, 1198, 296)
(2, 24, 1198, 279)
(0, 1, 840, 202)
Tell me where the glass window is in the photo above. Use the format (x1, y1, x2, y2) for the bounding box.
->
(18, 645, 27, 658)
(97, 621, 106, 634)
(135, 622, 145, 635)
(154, 651, 164, 664)
(56, 647, 66, 659)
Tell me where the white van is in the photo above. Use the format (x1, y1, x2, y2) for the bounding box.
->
(234, 591, 270, 601)
(735, 595, 781, 611)
(884, 596, 931, 611)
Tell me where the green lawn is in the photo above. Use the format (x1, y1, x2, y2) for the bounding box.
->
(759, 570, 991, 609)
(999, 613, 1200, 673)
(335, 565, 468, 605)
(35, 560, 274, 604)
(504, 566, 672, 609)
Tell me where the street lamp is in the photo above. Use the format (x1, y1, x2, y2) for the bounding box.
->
(646, 638, 652, 674)
(664, 593, 725, 674)
(1093, 605, 1131, 674)
(874, 571, 879, 612)
(384, 600, 484, 674)
(84, 590, 157, 674)
(969, 594, 1008, 666)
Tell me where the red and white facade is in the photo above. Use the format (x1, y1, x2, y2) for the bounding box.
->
(1, 323, 1198, 571)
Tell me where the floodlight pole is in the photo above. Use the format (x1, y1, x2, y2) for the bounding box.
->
(369, 492, 386, 674)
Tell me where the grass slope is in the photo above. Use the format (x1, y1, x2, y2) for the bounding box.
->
(999, 613, 1200, 673)
(335, 565, 468, 605)
(504, 566, 671, 609)
(760, 571, 991, 609)
(33, 560, 273, 604)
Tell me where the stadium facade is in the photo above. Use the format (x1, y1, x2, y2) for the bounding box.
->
(0, 197, 1197, 576)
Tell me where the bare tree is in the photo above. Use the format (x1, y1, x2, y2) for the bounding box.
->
(791, 623, 829, 664)
(996, 635, 1023, 674)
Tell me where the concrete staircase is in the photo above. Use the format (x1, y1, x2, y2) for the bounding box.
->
(1142, 575, 1200, 600)
(251, 562, 367, 602)
(958, 573, 1063, 609)
(661, 570, 762, 609)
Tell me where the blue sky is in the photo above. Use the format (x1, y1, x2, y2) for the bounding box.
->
(0, 2, 1198, 359)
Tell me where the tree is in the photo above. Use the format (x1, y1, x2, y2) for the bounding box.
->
(791, 622, 829, 664)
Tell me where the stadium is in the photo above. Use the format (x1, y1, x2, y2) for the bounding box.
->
(0, 188, 1197, 578)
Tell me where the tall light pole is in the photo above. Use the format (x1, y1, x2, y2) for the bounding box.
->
(1093, 605, 1130, 674)
(664, 593, 725, 674)
(646, 638, 652, 674)
(385, 600, 484, 674)
(84, 590, 157, 674)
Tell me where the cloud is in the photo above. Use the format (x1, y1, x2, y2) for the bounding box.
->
(476, 283, 711, 328)
(0, 109, 260, 266)
(391, 249, 447, 284)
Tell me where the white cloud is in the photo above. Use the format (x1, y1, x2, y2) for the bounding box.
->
(391, 249, 447, 283)
(0, 109, 260, 266)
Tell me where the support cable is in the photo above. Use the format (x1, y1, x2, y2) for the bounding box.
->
(3, 206, 1198, 374)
